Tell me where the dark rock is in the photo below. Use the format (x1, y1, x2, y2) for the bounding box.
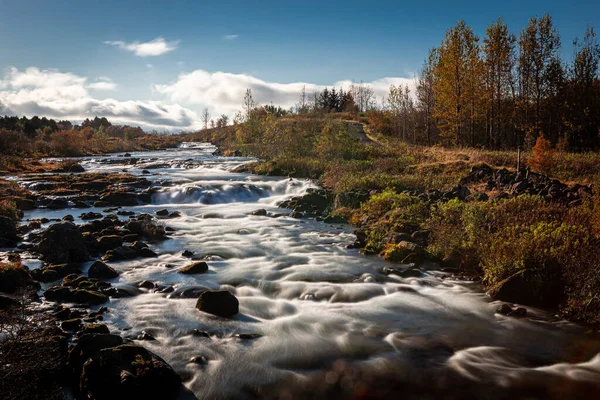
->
(97, 235, 123, 252)
(99, 192, 139, 207)
(137, 331, 156, 341)
(182, 250, 194, 258)
(47, 198, 70, 209)
(88, 261, 119, 279)
(156, 209, 170, 216)
(496, 304, 513, 315)
(490, 269, 561, 308)
(196, 290, 239, 318)
(0, 216, 18, 246)
(61, 318, 82, 331)
(63, 214, 74, 221)
(124, 221, 143, 235)
(31, 263, 80, 283)
(0, 294, 19, 310)
(179, 262, 208, 275)
(80, 212, 103, 220)
(79, 344, 181, 400)
(122, 234, 140, 243)
(139, 247, 158, 258)
(251, 209, 267, 216)
(38, 222, 89, 264)
(138, 280, 156, 290)
(73, 289, 109, 305)
(14, 197, 36, 211)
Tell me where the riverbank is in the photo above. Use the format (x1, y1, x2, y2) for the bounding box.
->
(194, 115, 600, 325)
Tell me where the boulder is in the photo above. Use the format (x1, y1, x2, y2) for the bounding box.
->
(97, 235, 123, 252)
(99, 192, 139, 207)
(79, 344, 181, 400)
(251, 209, 267, 216)
(47, 198, 70, 209)
(0, 263, 38, 293)
(0, 216, 18, 247)
(490, 269, 562, 308)
(61, 318, 82, 331)
(81, 323, 110, 334)
(124, 221, 143, 235)
(156, 209, 170, 216)
(38, 222, 89, 264)
(31, 264, 80, 283)
(196, 290, 239, 318)
(73, 289, 109, 305)
(88, 261, 119, 279)
(178, 262, 208, 275)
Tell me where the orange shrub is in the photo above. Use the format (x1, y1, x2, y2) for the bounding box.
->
(528, 135, 555, 174)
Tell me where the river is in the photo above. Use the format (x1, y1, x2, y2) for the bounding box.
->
(19, 143, 600, 399)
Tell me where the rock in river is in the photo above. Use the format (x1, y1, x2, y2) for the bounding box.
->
(178, 261, 209, 275)
(38, 222, 89, 264)
(88, 260, 119, 279)
(196, 290, 239, 318)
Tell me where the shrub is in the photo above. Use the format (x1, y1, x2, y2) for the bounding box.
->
(528, 135, 555, 174)
(0, 200, 19, 221)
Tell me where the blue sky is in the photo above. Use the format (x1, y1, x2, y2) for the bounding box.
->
(0, 0, 598, 130)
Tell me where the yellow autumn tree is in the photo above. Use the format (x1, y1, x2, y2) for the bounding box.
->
(433, 20, 485, 146)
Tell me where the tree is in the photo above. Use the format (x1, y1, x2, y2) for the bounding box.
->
(351, 82, 375, 112)
(517, 14, 562, 144)
(216, 114, 230, 128)
(416, 49, 438, 145)
(388, 84, 404, 139)
(201, 108, 211, 130)
(433, 20, 483, 146)
(243, 89, 256, 121)
(566, 25, 600, 149)
(483, 18, 517, 148)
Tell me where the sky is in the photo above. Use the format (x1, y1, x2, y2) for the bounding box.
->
(0, 0, 598, 131)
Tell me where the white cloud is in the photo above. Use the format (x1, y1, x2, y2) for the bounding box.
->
(222, 34, 239, 40)
(87, 77, 117, 91)
(104, 37, 179, 57)
(0, 67, 200, 131)
(146, 64, 154, 69)
(154, 69, 415, 116)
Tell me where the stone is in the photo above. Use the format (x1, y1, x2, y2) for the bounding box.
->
(81, 324, 110, 334)
(178, 262, 209, 275)
(196, 290, 239, 318)
(156, 209, 170, 216)
(496, 304, 513, 315)
(88, 261, 119, 279)
(97, 235, 123, 252)
(38, 222, 89, 264)
(61, 318, 82, 331)
(251, 209, 267, 216)
(124, 221, 143, 235)
(0, 216, 18, 246)
(79, 344, 181, 400)
(139, 247, 158, 258)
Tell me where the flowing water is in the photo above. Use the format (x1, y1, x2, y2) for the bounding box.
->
(19, 144, 600, 399)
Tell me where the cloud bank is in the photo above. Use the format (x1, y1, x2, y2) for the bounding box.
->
(154, 69, 416, 116)
(0, 66, 415, 131)
(0, 67, 199, 131)
(104, 37, 179, 57)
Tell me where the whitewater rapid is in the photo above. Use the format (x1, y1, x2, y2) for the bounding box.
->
(21, 144, 600, 399)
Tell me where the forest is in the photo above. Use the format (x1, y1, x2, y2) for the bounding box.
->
(286, 15, 599, 152)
